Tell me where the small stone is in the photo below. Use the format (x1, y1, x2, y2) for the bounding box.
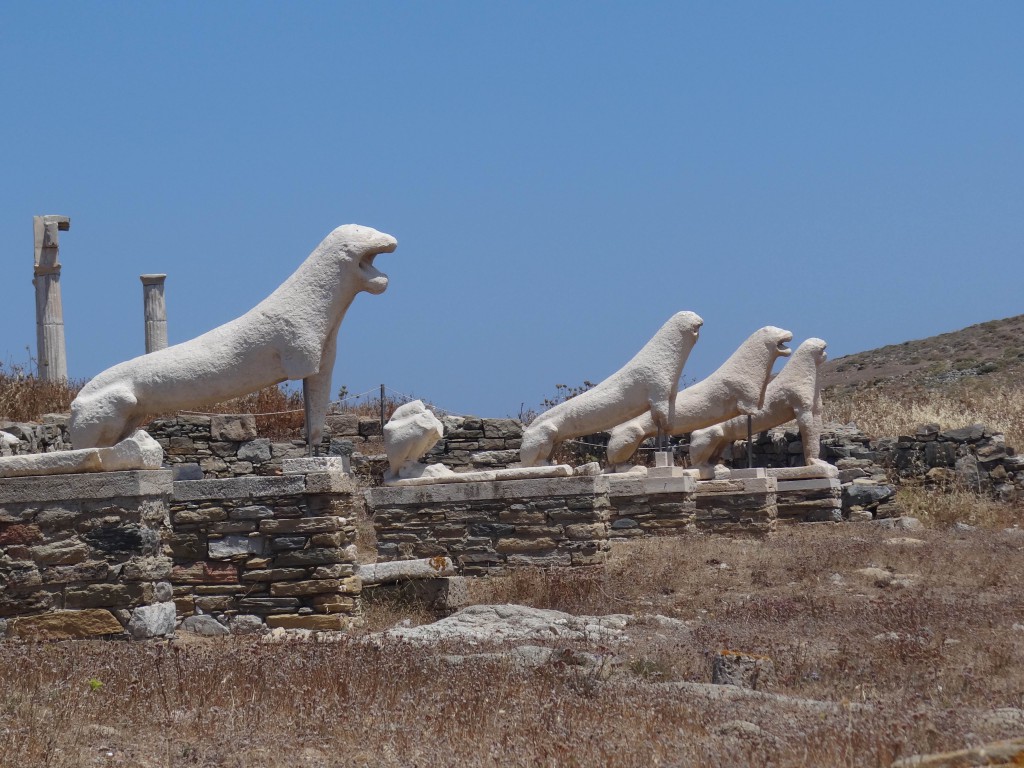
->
(229, 505, 275, 520)
(29, 539, 90, 566)
(711, 650, 775, 690)
(211, 415, 257, 442)
(172, 463, 204, 481)
(230, 615, 266, 635)
(154, 581, 173, 602)
(183, 615, 230, 637)
(238, 439, 272, 463)
(122, 556, 173, 581)
(127, 602, 177, 639)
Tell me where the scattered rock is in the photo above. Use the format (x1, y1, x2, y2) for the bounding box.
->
(182, 614, 230, 637)
(711, 650, 775, 690)
(127, 602, 176, 639)
(229, 615, 266, 635)
(382, 604, 630, 645)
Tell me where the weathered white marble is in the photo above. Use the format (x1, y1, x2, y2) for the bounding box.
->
(282, 456, 350, 475)
(767, 464, 838, 480)
(519, 311, 703, 467)
(33, 215, 71, 382)
(140, 274, 168, 353)
(689, 338, 829, 473)
(384, 400, 448, 483)
(384, 464, 573, 487)
(605, 326, 793, 467)
(0, 430, 163, 478)
(70, 225, 397, 449)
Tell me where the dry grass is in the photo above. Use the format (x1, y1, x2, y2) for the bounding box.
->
(4, 526, 1024, 766)
(0, 362, 82, 423)
(894, 484, 1020, 529)
(824, 378, 1024, 448)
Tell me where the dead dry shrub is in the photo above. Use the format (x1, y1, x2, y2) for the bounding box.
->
(825, 379, 1024, 448)
(0, 362, 82, 422)
(895, 484, 1022, 528)
(198, 384, 306, 440)
(2, 527, 1024, 766)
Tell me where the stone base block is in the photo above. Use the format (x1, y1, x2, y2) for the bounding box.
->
(8, 609, 124, 640)
(694, 477, 777, 537)
(776, 478, 842, 523)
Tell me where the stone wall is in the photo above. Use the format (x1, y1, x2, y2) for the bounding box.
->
(0, 470, 176, 640)
(424, 417, 524, 469)
(367, 474, 780, 573)
(0, 413, 71, 456)
(367, 477, 613, 576)
(169, 471, 362, 632)
(722, 421, 1024, 510)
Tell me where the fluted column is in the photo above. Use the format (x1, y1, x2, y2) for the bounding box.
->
(140, 274, 168, 353)
(32, 215, 71, 382)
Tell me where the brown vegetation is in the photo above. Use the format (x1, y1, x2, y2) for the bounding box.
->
(822, 314, 1024, 447)
(4, 524, 1024, 766)
(0, 362, 81, 423)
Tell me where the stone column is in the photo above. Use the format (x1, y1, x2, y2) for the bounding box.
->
(140, 274, 168, 353)
(32, 215, 71, 382)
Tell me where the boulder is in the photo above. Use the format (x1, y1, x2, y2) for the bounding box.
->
(127, 602, 176, 639)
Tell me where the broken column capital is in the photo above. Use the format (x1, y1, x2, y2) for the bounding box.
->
(33, 215, 71, 274)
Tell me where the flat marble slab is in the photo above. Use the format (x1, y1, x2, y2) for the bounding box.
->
(383, 464, 573, 487)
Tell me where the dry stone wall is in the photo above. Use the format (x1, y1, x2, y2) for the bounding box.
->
(0, 470, 176, 640)
(367, 477, 612, 576)
(169, 472, 362, 632)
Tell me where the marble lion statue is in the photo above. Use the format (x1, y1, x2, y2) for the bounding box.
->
(687, 337, 829, 474)
(605, 326, 793, 468)
(70, 224, 398, 449)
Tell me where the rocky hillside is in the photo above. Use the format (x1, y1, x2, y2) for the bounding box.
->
(821, 314, 1024, 395)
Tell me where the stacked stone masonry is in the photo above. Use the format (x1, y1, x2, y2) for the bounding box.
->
(367, 474, 779, 573)
(1, 413, 526, 480)
(0, 470, 176, 640)
(169, 472, 362, 631)
(694, 477, 778, 537)
(368, 477, 613, 576)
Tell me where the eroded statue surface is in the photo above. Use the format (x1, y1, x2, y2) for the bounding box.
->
(519, 311, 703, 467)
(383, 400, 452, 483)
(605, 326, 793, 468)
(688, 337, 832, 476)
(70, 224, 397, 450)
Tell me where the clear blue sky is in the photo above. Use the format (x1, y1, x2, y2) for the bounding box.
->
(2, 2, 1022, 417)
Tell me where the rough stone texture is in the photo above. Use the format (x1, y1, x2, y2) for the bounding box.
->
(168, 471, 361, 628)
(521, 311, 704, 466)
(369, 473, 780, 572)
(182, 614, 230, 636)
(775, 478, 842, 523)
(606, 326, 793, 467)
(606, 475, 697, 537)
(127, 602, 176, 639)
(382, 604, 631, 644)
(711, 650, 776, 691)
(693, 478, 778, 537)
(8, 608, 123, 640)
(69, 225, 398, 451)
(0, 470, 172, 635)
(368, 476, 614, 575)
